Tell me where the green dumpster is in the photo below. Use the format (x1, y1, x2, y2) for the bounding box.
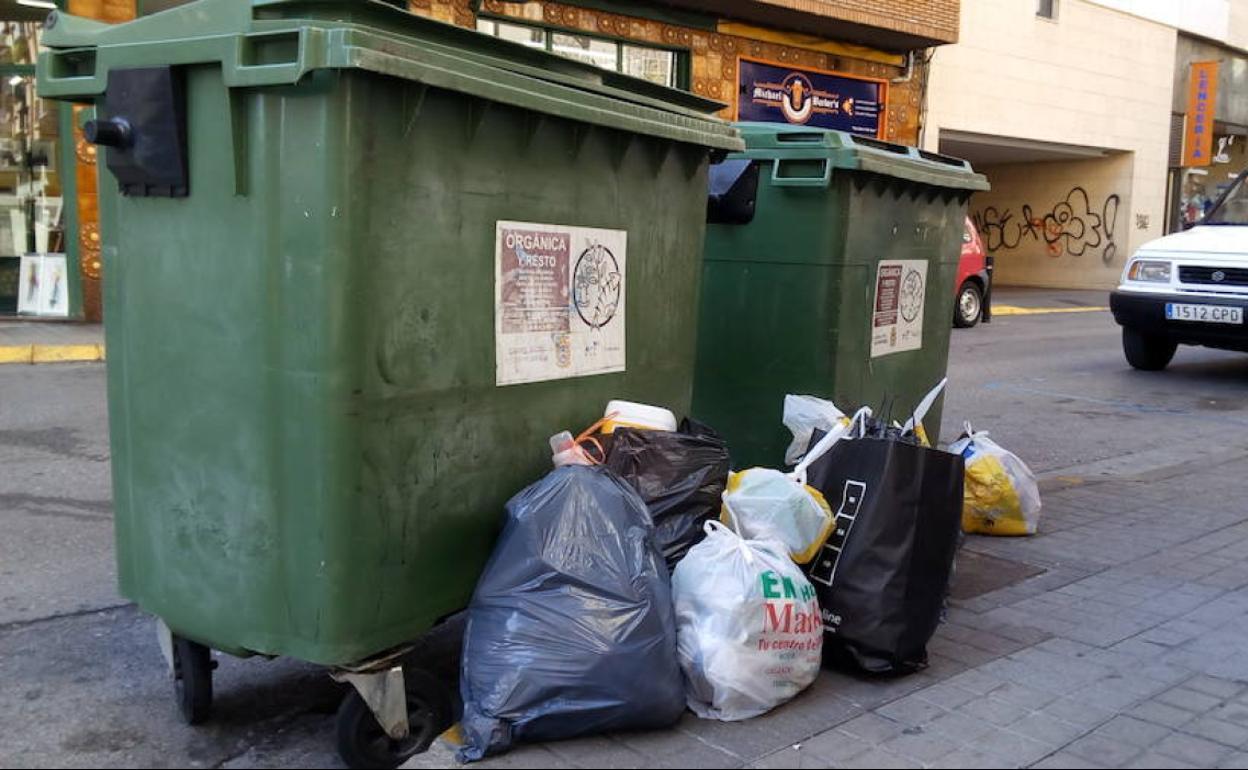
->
(693, 124, 988, 469)
(38, 1, 741, 764)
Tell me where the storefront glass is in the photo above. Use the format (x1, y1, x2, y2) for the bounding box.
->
(476, 17, 682, 88)
(1178, 134, 1248, 229)
(0, 18, 66, 316)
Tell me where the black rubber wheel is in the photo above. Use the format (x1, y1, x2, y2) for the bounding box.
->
(172, 636, 214, 725)
(1123, 327, 1177, 371)
(336, 667, 453, 770)
(953, 281, 983, 328)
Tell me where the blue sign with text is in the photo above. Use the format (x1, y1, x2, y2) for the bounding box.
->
(737, 59, 885, 136)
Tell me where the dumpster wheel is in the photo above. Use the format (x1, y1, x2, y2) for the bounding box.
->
(172, 636, 215, 725)
(336, 667, 452, 769)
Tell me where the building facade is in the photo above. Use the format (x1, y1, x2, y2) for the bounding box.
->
(406, 0, 960, 148)
(11, 0, 961, 322)
(923, 0, 1177, 291)
(925, 0, 1248, 291)
(0, 0, 134, 322)
(1166, 17, 1248, 232)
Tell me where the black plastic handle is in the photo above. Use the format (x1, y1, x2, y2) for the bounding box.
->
(84, 117, 133, 149)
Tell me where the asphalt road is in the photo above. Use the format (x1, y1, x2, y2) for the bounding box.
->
(1, 289, 1246, 768)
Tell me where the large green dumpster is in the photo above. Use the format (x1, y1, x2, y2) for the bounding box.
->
(693, 124, 987, 469)
(38, 0, 740, 764)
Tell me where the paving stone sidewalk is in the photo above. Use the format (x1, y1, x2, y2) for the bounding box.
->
(406, 451, 1248, 770)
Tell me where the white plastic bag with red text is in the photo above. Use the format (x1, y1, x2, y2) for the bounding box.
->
(672, 521, 823, 721)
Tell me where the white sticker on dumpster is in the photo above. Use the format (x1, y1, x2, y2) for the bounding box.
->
(495, 221, 627, 386)
(871, 259, 927, 358)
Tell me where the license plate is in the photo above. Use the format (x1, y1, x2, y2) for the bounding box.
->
(1165, 303, 1244, 324)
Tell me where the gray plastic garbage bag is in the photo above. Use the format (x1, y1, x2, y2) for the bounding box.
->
(457, 465, 685, 762)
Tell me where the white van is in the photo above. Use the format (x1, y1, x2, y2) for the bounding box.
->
(1111, 171, 1248, 370)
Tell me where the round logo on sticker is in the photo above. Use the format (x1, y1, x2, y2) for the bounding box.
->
(900, 269, 924, 323)
(573, 243, 622, 330)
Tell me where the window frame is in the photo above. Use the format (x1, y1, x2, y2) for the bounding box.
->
(476, 14, 691, 90)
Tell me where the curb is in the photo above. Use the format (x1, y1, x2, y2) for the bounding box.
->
(992, 305, 1109, 316)
(0, 344, 106, 364)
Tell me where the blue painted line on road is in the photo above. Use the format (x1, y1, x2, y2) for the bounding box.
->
(981, 381, 1248, 427)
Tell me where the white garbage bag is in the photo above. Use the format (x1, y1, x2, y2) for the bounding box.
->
(782, 394, 845, 466)
(723, 407, 871, 564)
(721, 468, 833, 564)
(672, 521, 823, 721)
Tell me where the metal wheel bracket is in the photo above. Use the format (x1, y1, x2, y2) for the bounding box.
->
(332, 665, 410, 741)
(156, 617, 175, 676)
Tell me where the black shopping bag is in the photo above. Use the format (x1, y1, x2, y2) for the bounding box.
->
(800, 435, 963, 675)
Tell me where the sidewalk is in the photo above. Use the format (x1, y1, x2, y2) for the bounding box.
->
(408, 450, 1248, 769)
(0, 320, 105, 363)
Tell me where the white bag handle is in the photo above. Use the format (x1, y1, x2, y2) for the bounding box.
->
(904, 377, 948, 433)
(790, 406, 872, 486)
(963, 420, 988, 439)
(704, 518, 755, 564)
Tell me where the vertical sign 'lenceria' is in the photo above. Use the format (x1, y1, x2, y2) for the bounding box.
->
(1183, 61, 1219, 168)
(737, 58, 887, 137)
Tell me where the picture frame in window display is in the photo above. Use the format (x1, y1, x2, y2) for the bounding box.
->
(36, 253, 68, 317)
(16, 253, 38, 314)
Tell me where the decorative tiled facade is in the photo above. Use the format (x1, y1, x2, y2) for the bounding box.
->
(408, 0, 924, 146)
(66, 0, 137, 321)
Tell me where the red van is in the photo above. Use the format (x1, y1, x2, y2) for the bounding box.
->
(954, 217, 992, 328)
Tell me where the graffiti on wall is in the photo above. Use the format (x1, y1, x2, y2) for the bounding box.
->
(971, 188, 1122, 265)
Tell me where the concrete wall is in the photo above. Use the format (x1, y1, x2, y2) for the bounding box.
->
(925, 0, 1176, 287)
(968, 155, 1134, 289)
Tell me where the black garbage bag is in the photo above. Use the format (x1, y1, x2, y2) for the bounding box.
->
(800, 433, 963, 676)
(604, 420, 731, 569)
(457, 465, 685, 762)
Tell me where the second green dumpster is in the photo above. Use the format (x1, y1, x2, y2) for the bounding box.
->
(693, 124, 989, 469)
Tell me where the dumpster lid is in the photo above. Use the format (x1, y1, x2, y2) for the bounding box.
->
(38, 0, 743, 152)
(732, 123, 989, 192)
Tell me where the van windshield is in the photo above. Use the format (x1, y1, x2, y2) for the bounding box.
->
(1204, 174, 1248, 225)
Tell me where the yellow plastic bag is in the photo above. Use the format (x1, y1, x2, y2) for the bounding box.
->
(950, 424, 1041, 536)
(723, 407, 873, 563)
(720, 469, 834, 564)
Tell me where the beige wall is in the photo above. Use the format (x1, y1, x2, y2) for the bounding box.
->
(1226, 0, 1248, 51)
(924, 0, 1176, 288)
(1087, 0, 1228, 42)
(968, 155, 1134, 289)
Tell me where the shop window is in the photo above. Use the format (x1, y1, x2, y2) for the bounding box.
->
(0, 19, 66, 316)
(550, 32, 618, 70)
(476, 17, 683, 89)
(477, 19, 545, 50)
(1037, 0, 1058, 20)
(622, 45, 676, 88)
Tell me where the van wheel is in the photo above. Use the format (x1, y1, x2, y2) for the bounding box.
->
(954, 281, 982, 328)
(1123, 327, 1177, 371)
